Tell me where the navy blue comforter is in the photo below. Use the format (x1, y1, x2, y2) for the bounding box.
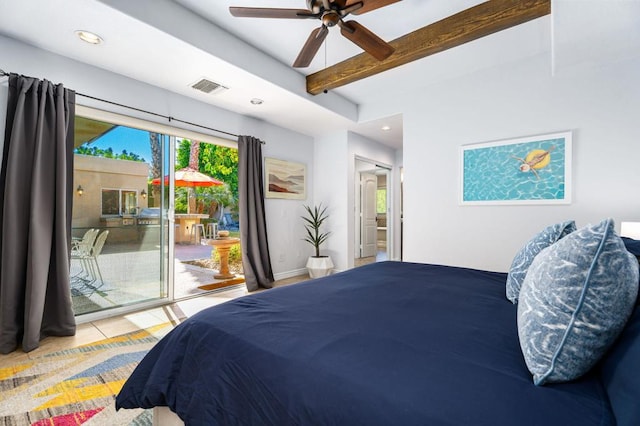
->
(116, 262, 613, 425)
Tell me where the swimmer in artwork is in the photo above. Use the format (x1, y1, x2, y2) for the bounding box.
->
(511, 146, 555, 180)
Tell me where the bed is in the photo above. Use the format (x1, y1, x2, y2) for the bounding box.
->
(116, 254, 640, 425)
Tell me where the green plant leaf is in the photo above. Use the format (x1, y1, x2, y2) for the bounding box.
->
(301, 203, 330, 255)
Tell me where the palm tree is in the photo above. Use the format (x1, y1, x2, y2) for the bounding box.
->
(186, 140, 201, 213)
(149, 132, 162, 202)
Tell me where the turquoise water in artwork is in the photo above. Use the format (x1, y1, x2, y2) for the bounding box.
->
(463, 138, 566, 202)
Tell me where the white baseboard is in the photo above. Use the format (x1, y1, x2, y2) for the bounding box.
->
(273, 268, 308, 281)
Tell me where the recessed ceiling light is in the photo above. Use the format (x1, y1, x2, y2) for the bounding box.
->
(381, 125, 392, 131)
(75, 30, 103, 45)
(250, 98, 264, 105)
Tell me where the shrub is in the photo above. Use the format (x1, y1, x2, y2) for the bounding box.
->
(211, 244, 242, 264)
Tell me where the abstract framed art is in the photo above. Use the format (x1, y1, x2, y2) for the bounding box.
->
(460, 131, 572, 205)
(264, 157, 306, 200)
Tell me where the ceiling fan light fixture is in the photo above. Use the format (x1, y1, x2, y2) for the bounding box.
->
(75, 30, 103, 45)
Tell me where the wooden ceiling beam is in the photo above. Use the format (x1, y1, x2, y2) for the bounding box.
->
(306, 0, 550, 95)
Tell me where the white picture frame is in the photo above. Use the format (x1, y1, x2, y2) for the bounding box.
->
(264, 158, 306, 200)
(460, 131, 572, 205)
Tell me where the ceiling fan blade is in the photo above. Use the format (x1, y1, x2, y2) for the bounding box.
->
(334, 0, 401, 15)
(293, 26, 329, 68)
(340, 20, 394, 61)
(229, 7, 315, 19)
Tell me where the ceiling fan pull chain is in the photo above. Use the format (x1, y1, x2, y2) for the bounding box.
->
(324, 35, 327, 68)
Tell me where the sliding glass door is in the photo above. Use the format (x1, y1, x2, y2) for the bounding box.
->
(71, 116, 170, 315)
(71, 112, 240, 317)
(170, 137, 241, 299)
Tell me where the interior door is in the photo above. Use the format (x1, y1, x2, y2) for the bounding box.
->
(361, 173, 377, 257)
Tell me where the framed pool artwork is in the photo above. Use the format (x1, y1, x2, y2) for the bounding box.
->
(264, 158, 306, 200)
(460, 131, 572, 205)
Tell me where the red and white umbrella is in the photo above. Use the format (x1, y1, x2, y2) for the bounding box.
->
(151, 167, 223, 187)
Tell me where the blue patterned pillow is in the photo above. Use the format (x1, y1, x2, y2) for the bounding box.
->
(518, 218, 639, 385)
(506, 220, 576, 304)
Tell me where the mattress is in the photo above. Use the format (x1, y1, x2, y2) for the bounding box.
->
(116, 261, 613, 425)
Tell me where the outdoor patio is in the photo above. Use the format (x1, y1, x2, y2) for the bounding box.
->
(70, 240, 243, 316)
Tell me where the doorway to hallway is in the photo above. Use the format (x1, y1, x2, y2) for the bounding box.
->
(355, 158, 391, 267)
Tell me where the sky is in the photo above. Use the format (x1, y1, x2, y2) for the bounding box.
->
(89, 126, 153, 163)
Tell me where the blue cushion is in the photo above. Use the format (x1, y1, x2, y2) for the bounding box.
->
(599, 303, 640, 426)
(506, 220, 576, 303)
(622, 236, 640, 257)
(517, 218, 639, 385)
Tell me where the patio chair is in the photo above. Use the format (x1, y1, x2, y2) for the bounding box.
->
(71, 229, 99, 282)
(86, 230, 109, 289)
(221, 213, 239, 231)
(71, 228, 98, 255)
(71, 230, 109, 294)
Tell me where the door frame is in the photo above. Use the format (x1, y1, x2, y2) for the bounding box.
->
(354, 156, 393, 262)
(73, 105, 235, 324)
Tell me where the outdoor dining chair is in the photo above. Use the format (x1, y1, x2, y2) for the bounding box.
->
(71, 230, 109, 294)
(86, 230, 109, 289)
(71, 229, 99, 283)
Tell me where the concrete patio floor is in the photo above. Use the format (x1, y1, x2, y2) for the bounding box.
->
(70, 241, 242, 316)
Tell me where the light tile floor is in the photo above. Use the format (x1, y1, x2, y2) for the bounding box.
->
(354, 249, 388, 267)
(1, 275, 308, 364)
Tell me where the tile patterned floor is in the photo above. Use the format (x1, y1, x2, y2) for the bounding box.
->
(1, 275, 308, 363)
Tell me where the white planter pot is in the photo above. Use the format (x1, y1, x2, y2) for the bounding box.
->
(306, 256, 334, 278)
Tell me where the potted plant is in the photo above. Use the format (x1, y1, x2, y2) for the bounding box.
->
(302, 203, 334, 278)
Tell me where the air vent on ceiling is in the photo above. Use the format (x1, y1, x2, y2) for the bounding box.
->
(190, 78, 228, 94)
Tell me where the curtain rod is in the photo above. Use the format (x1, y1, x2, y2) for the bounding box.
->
(76, 92, 241, 140)
(0, 68, 265, 144)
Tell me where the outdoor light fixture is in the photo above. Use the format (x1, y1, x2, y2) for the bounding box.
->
(76, 185, 84, 196)
(141, 189, 147, 199)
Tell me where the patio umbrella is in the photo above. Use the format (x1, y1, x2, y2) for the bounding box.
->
(151, 167, 224, 214)
(151, 167, 224, 187)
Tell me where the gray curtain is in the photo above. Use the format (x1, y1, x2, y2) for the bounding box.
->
(0, 74, 76, 354)
(237, 135, 274, 291)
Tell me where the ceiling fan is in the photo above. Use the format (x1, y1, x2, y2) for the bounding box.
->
(229, 0, 400, 68)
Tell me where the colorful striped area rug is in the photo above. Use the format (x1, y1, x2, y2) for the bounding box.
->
(0, 322, 174, 425)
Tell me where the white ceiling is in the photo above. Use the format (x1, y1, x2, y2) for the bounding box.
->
(0, 0, 553, 149)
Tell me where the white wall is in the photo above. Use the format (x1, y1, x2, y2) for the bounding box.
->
(0, 35, 314, 279)
(365, 52, 640, 272)
(312, 132, 349, 271)
(311, 131, 400, 271)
